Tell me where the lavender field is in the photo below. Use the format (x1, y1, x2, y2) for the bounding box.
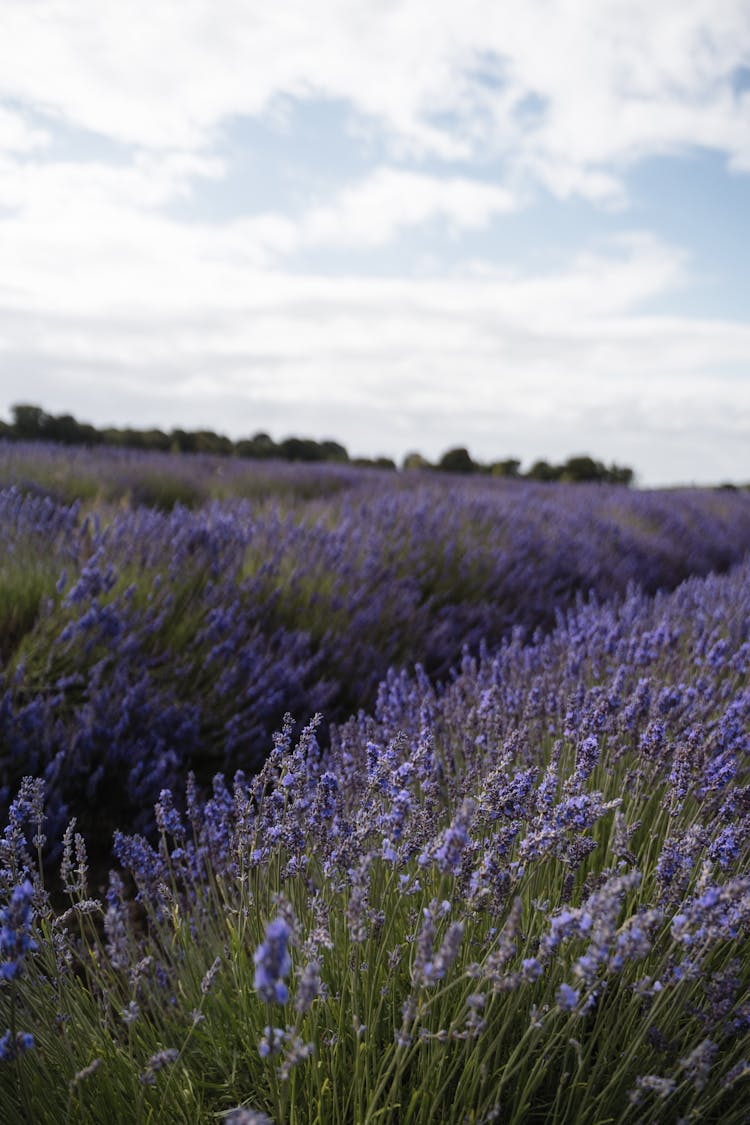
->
(1, 443, 749, 1122)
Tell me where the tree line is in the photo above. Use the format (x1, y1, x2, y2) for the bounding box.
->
(1, 404, 634, 483)
(407, 446, 634, 484)
(0, 403, 394, 469)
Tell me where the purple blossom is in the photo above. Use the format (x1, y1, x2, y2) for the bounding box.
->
(556, 983, 580, 1011)
(0, 1029, 34, 1061)
(708, 825, 740, 869)
(428, 799, 475, 875)
(0, 879, 37, 981)
(254, 918, 292, 1005)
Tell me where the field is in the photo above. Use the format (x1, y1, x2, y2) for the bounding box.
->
(1, 441, 749, 1123)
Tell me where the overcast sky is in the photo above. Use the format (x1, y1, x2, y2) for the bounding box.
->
(1, 1, 749, 484)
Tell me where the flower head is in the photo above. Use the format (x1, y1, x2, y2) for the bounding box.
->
(254, 918, 292, 1005)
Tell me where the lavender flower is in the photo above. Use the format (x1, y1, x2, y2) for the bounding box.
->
(679, 1038, 717, 1092)
(254, 918, 292, 1005)
(201, 956, 222, 995)
(556, 983, 580, 1011)
(422, 798, 475, 875)
(295, 959, 321, 1014)
(0, 879, 37, 981)
(223, 1109, 274, 1125)
(258, 1026, 285, 1059)
(121, 1000, 140, 1026)
(140, 1047, 179, 1086)
(629, 1075, 676, 1104)
(0, 1030, 34, 1061)
(69, 1058, 102, 1089)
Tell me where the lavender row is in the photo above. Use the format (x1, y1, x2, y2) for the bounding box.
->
(2, 475, 750, 849)
(0, 438, 382, 509)
(2, 556, 747, 1120)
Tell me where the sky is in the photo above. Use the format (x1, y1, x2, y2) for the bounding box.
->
(1, 1, 749, 485)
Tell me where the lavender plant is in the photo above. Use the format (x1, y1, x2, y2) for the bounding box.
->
(3, 463, 750, 856)
(0, 556, 748, 1122)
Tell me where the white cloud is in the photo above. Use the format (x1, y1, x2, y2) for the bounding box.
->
(1, 1, 749, 187)
(0, 106, 49, 154)
(0, 150, 224, 213)
(298, 168, 517, 248)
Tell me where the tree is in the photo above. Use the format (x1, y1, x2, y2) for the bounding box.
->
(526, 459, 559, 482)
(194, 431, 233, 456)
(490, 458, 521, 478)
(607, 464, 634, 487)
(140, 429, 171, 452)
(319, 440, 349, 463)
(279, 437, 324, 462)
(170, 429, 197, 454)
(402, 452, 431, 471)
(560, 455, 606, 483)
(437, 447, 477, 474)
(11, 404, 46, 440)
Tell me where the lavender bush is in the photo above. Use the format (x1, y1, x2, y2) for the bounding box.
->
(0, 558, 748, 1121)
(2, 459, 750, 852)
(0, 439, 373, 510)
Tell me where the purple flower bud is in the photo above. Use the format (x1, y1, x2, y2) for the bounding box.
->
(254, 918, 292, 1005)
(556, 983, 580, 1011)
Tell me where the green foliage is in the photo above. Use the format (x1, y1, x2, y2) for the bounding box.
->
(437, 448, 478, 474)
(526, 459, 558, 482)
(402, 452, 432, 471)
(489, 458, 521, 478)
(0, 560, 59, 662)
(3, 405, 353, 468)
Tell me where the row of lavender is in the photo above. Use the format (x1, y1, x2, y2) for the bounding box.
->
(1, 552, 748, 1120)
(0, 438, 378, 509)
(3, 472, 750, 849)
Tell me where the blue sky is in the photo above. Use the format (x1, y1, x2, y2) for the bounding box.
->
(1, 1, 749, 484)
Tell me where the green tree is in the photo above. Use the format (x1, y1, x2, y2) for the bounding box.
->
(437, 447, 477, 474)
(490, 458, 521, 478)
(607, 463, 634, 486)
(11, 404, 47, 440)
(279, 437, 324, 462)
(319, 440, 349, 463)
(402, 452, 431, 471)
(526, 459, 559, 482)
(560, 455, 606, 483)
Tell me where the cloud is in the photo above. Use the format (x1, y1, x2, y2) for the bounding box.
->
(1, 1, 749, 189)
(0, 150, 225, 213)
(297, 168, 517, 248)
(0, 106, 50, 154)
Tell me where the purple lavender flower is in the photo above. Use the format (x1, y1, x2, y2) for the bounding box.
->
(254, 918, 292, 1005)
(223, 1109, 274, 1125)
(258, 1025, 285, 1059)
(140, 1047, 179, 1086)
(0, 879, 37, 981)
(521, 957, 543, 983)
(295, 959, 321, 1015)
(708, 825, 740, 869)
(155, 788, 185, 840)
(430, 799, 475, 875)
(556, 983, 580, 1011)
(679, 1039, 717, 1092)
(629, 1075, 676, 1104)
(0, 1029, 34, 1061)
